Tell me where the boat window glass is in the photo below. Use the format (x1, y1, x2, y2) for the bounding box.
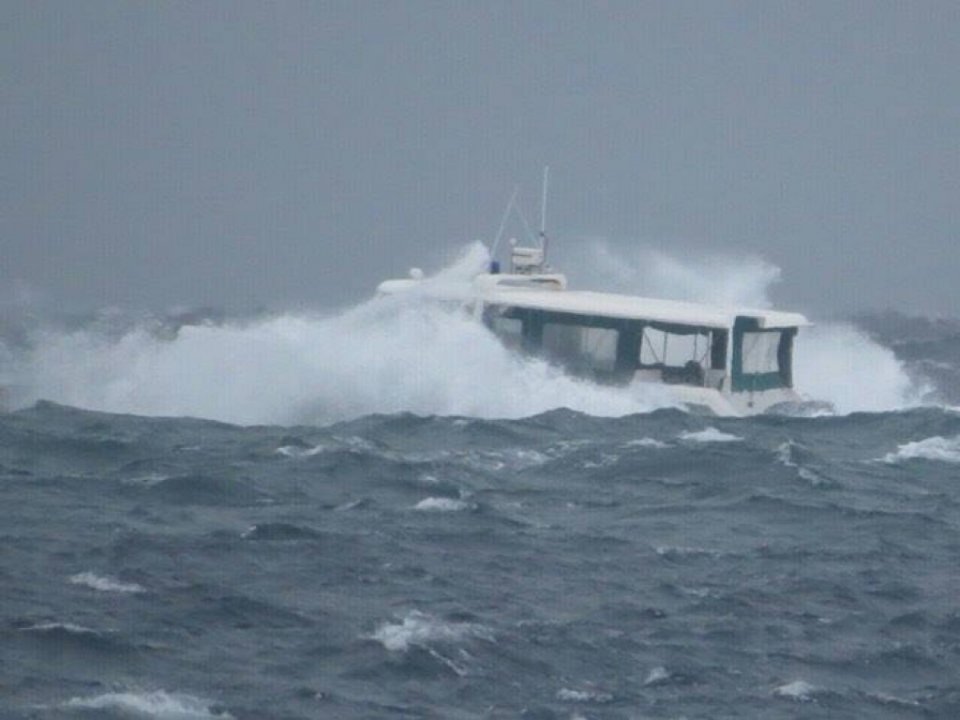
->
(741, 331, 781, 374)
(639, 328, 712, 368)
(581, 327, 618, 372)
(542, 323, 618, 373)
(491, 315, 523, 350)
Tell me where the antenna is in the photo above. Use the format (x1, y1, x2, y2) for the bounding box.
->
(491, 185, 520, 259)
(539, 166, 550, 260)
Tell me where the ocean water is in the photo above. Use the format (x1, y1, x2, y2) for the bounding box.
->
(3, 251, 960, 719)
(4, 398, 960, 719)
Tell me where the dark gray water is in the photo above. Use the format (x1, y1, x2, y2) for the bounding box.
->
(3, 392, 960, 719)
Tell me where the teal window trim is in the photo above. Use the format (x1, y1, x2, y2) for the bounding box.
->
(731, 317, 796, 392)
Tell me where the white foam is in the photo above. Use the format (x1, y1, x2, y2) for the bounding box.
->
(644, 666, 671, 685)
(413, 497, 471, 512)
(678, 427, 742, 443)
(64, 690, 231, 719)
(882, 435, 960, 464)
(773, 680, 818, 701)
(794, 323, 924, 414)
(870, 692, 921, 707)
(69, 571, 145, 594)
(371, 610, 493, 652)
(623, 437, 669, 449)
(775, 441, 826, 485)
(562, 240, 926, 415)
(5, 242, 926, 422)
(556, 687, 614, 703)
(557, 239, 779, 308)
(8, 245, 665, 425)
(275, 444, 325, 458)
(20, 621, 100, 635)
(655, 545, 718, 558)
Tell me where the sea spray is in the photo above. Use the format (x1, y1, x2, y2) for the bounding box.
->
(553, 238, 780, 308)
(793, 322, 924, 413)
(2, 242, 924, 422)
(556, 238, 923, 412)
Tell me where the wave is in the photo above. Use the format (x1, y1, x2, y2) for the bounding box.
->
(412, 497, 472, 512)
(882, 434, 960, 464)
(18, 621, 103, 637)
(63, 690, 232, 719)
(555, 686, 615, 703)
(772, 679, 821, 701)
(371, 610, 494, 652)
(678, 427, 743, 443)
(69, 571, 145, 594)
(1, 243, 927, 424)
(793, 323, 926, 414)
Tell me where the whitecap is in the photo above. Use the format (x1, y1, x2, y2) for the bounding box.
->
(678, 427, 742, 443)
(64, 690, 232, 719)
(881, 435, 960, 464)
(371, 610, 493, 652)
(623, 437, 668, 449)
(773, 679, 818, 701)
(69, 571, 145, 594)
(20, 621, 102, 636)
(775, 441, 796, 467)
(556, 687, 614, 703)
(655, 545, 719, 559)
(413, 497, 471, 512)
(275, 444, 324, 458)
(869, 692, 921, 707)
(644, 666, 670, 685)
(775, 441, 827, 485)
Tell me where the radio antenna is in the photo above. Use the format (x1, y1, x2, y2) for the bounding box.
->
(539, 165, 550, 259)
(491, 185, 520, 259)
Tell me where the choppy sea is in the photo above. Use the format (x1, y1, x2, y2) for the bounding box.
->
(3, 292, 960, 719)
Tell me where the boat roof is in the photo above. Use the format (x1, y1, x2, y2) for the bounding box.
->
(481, 284, 809, 330)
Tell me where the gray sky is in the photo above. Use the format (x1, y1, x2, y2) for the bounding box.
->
(3, 1, 958, 316)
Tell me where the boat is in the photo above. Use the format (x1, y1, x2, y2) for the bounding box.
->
(377, 175, 812, 417)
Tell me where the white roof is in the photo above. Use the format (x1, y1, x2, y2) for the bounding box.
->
(481, 286, 809, 330)
(377, 271, 810, 329)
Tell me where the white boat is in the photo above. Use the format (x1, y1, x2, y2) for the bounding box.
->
(378, 175, 812, 417)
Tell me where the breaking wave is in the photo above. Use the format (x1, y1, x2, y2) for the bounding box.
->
(1, 242, 925, 424)
(371, 610, 494, 652)
(69, 571, 145, 594)
(882, 435, 960, 464)
(63, 690, 232, 719)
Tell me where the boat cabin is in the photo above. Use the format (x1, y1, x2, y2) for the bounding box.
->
(377, 259, 810, 415)
(475, 274, 808, 407)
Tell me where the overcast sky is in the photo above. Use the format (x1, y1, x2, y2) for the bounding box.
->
(3, 1, 958, 316)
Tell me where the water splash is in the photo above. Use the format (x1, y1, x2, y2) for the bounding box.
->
(1, 242, 925, 422)
(63, 690, 232, 719)
(371, 610, 493, 652)
(554, 238, 780, 308)
(793, 323, 924, 414)
(882, 435, 960, 464)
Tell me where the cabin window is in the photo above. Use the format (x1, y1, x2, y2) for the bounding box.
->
(490, 315, 523, 350)
(639, 328, 712, 368)
(542, 323, 618, 373)
(731, 318, 796, 392)
(740, 331, 781, 374)
(635, 325, 717, 386)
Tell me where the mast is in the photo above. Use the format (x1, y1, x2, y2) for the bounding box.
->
(539, 166, 550, 262)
